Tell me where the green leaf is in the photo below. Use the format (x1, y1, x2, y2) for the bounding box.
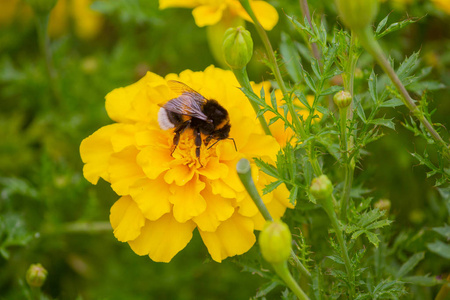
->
(280, 32, 303, 82)
(396, 252, 425, 278)
(368, 71, 378, 103)
(376, 15, 389, 34)
(402, 276, 441, 287)
(433, 224, 450, 239)
(365, 231, 380, 247)
(320, 85, 342, 97)
(369, 118, 396, 130)
(302, 70, 316, 93)
(262, 180, 283, 195)
(355, 96, 366, 123)
(380, 98, 404, 108)
(427, 240, 450, 259)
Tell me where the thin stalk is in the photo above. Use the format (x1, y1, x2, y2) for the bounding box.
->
(355, 27, 447, 147)
(35, 13, 62, 106)
(239, 0, 323, 176)
(340, 31, 358, 219)
(324, 196, 355, 299)
(299, 0, 321, 62)
(232, 67, 272, 136)
(43, 221, 112, 235)
(237, 158, 312, 280)
(272, 262, 311, 300)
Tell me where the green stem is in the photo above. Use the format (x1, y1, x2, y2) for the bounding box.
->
(237, 158, 273, 221)
(237, 158, 312, 280)
(239, 0, 323, 176)
(35, 13, 62, 106)
(272, 262, 310, 300)
(340, 32, 358, 219)
(43, 221, 112, 235)
(299, 0, 321, 62)
(232, 67, 272, 136)
(322, 195, 355, 299)
(355, 26, 446, 147)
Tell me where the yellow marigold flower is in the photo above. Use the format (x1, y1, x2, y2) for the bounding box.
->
(80, 65, 293, 263)
(433, 0, 450, 14)
(159, 0, 279, 31)
(48, 0, 103, 39)
(0, 0, 103, 39)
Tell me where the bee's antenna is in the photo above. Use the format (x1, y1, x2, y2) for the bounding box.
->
(228, 138, 237, 152)
(206, 138, 237, 151)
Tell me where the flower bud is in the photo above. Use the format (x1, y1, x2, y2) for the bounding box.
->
(25, 0, 57, 15)
(333, 90, 352, 109)
(374, 198, 391, 213)
(259, 220, 292, 264)
(335, 0, 379, 30)
(222, 26, 253, 69)
(310, 175, 333, 201)
(26, 263, 47, 288)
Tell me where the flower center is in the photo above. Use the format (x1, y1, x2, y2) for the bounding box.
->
(172, 129, 215, 168)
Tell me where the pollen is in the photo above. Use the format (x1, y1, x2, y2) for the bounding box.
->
(171, 130, 213, 167)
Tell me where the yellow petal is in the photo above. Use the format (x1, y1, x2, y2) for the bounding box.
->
(110, 123, 140, 153)
(71, 0, 104, 40)
(128, 214, 196, 262)
(197, 157, 228, 180)
(109, 146, 146, 195)
(199, 212, 256, 262)
(235, 0, 279, 31)
(164, 163, 195, 185)
(193, 185, 235, 232)
(136, 145, 172, 179)
(240, 133, 280, 161)
(192, 4, 225, 27)
(80, 124, 120, 184)
(105, 72, 164, 123)
(159, 0, 200, 9)
(129, 177, 172, 221)
(110, 196, 145, 242)
(169, 175, 207, 223)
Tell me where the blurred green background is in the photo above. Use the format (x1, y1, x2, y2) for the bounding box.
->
(1, 0, 449, 299)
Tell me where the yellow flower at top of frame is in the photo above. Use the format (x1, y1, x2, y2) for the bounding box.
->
(159, 0, 279, 31)
(80, 65, 294, 263)
(432, 0, 450, 14)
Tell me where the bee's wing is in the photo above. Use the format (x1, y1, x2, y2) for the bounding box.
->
(164, 80, 209, 121)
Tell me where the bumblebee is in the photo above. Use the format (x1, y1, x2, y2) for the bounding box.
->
(158, 80, 236, 159)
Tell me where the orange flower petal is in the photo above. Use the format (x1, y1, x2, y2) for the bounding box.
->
(192, 4, 225, 27)
(193, 186, 235, 232)
(80, 124, 120, 184)
(110, 123, 139, 153)
(199, 212, 256, 262)
(169, 175, 207, 223)
(109, 146, 146, 195)
(129, 177, 172, 221)
(128, 214, 196, 263)
(110, 196, 145, 242)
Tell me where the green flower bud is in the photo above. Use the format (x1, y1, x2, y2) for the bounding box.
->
(310, 175, 333, 201)
(259, 220, 292, 264)
(222, 26, 253, 69)
(335, 0, 379, 30)
(26, 263, 47, 288)
(25, 0, 57, 15)
(333, 90, 352, 108)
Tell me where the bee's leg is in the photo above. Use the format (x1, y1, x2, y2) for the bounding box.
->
(194, 127, 202, 159)
(204, 135, 212, 146)
(171, 120, 191, 156)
